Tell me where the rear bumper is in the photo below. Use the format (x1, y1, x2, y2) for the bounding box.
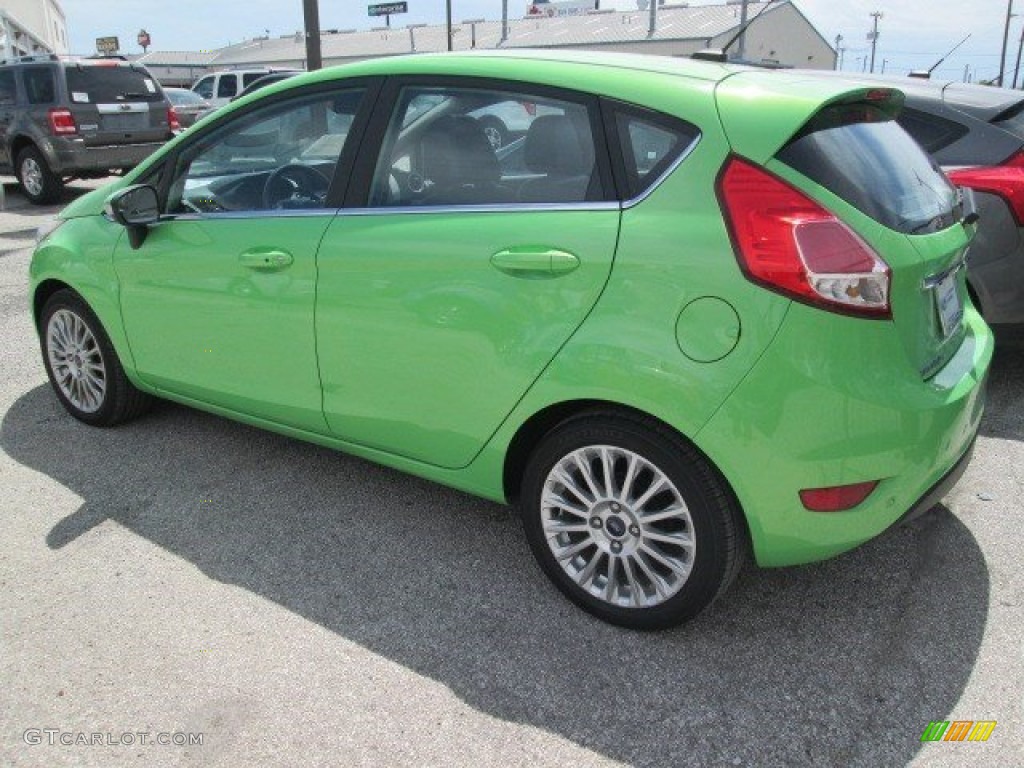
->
(48, 138, 167, 175)
(894, 437, 975, 527)
(695, 305, 993, 567)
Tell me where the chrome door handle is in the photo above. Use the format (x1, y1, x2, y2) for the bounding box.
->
(238, 249, 294, 270)
(490, 248, 580, 277)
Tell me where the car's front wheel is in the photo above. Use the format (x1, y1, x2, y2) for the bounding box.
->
(40, 290, 152, 426)
(521, 411, 747, 630)
(16, 146, 63, 205)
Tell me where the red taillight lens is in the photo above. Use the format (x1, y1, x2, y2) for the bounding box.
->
(48, 108, 77, 136)
(948, 150, 1024, 224)
(520, 101, 537, 116)
(167, 106, 181, 132)
(799, 480, 880, 512)
(719, 157, 891, 318)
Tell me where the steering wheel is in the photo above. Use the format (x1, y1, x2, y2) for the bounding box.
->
(262, 164, 331, 209)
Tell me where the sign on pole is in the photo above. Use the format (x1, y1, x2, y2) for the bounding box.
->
(95, 36, 120, 55)
(368, 2, 408, 16)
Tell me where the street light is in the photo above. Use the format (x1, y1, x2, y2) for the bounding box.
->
(868, 11, 882, 74)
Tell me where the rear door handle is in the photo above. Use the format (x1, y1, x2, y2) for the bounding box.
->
(238, 249, 294, 270)
(490, 247, 580, 277)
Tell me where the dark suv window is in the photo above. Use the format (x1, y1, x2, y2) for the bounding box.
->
(65, 65, 164, 103)
(217, 77, 238, 99)
(0, 70, 15, 106)
(778, 105, 959, 235)
(23, 67, 56, 104)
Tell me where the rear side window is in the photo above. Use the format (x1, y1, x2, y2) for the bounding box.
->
(217, 76, 238, 99)
(65, 66, 164, 103)
(0, 70, 15, 105)
(778, 105, 959, 234)
(897, 107, 968, 154)
(23, 67, 55, 104)
(242, 73, 267, 88)
(613, 106, 699, 199)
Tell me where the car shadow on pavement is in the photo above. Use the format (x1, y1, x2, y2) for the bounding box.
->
(2, 385, 990, 767)
(980, 326, 1024, 442)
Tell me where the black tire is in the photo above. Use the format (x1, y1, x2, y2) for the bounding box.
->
(520, 410, 747, 630)
(39, 290, 152, 426)
(16, 146, 64, 205)
(478, 117, 509, 150)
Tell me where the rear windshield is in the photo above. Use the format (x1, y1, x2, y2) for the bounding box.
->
(65, 65, 164, 103)
(778, 105, 959, 235)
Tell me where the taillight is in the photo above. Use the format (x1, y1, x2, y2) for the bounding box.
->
(948, 150, 1024, 224)
(718, 157, 891, 319)
(520, 101, 537, 117)
(167, 106, 181, 132)
(799, 480, 880, 512)
(48, 108, 77, 136)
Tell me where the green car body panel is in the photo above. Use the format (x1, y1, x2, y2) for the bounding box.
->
(30, 51, 992, 571)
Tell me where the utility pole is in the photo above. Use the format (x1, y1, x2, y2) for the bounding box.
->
(964, 63, 970, 82)
(500, 0, 508, 46)
(1000, 0, 1015, 86)
(301, 0, 322, 71)
(648, 0, 658, 39)
(446, 0, 452, 51)
(868, 11, 882, 74)
(834, 33, 843, 70)
(738, 0, 749, 60)
(1015, 25, 1024, 88)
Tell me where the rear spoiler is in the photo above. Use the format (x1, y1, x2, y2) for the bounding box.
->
(714, 71, 905, 165)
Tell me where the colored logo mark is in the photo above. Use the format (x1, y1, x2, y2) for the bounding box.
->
(920, 721, 997, 742)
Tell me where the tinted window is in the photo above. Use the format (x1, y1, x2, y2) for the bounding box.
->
(896, 107, 968, 154)
(614, 107, 699, 199)
(371, 85, 603, 207)
(242, 72, 268, 88)
(168, 89, 363, 214)
(193, 77, 214, 100)
(65, 66, 164, 103)
(23, 67, 55, 105)
(778, 106, 958, 234)
(217, 76, 238, 99)
(992, 100, 1024, 140)
(0, 70, 15, 106)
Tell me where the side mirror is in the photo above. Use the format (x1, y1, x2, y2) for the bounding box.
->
(106, 185, 159, 249)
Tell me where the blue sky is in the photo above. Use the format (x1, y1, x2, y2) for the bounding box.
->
(64, 1, 1016, 83)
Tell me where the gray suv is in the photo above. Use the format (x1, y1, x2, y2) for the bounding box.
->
(0, 54, 177, 204)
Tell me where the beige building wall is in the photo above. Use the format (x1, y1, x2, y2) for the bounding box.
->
(1, 0, 68, 55)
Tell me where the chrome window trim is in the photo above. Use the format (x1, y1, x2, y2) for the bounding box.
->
(339, 201, 622, 217)
(160, 208, 340, 222)
(621, 133, 701, 210)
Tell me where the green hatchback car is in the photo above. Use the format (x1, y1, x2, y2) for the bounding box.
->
(30, 51, 992, 629)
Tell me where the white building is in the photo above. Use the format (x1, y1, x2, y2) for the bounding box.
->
(140, 1, 834, 87)
(0, 0, 68, 59)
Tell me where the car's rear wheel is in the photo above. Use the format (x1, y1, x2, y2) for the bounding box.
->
(520, 411, 747, 630)
(17, 146, 63, 205)
(40, 290, 152, 426)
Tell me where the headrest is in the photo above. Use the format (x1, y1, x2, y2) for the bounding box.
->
(421, 115, 500, 189)
(524, 115, 590, 176)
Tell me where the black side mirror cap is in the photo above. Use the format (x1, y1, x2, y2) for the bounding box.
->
(105, 184, 159, 249)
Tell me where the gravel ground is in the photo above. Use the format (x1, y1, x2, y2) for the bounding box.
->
(0, 178, 1020, 767)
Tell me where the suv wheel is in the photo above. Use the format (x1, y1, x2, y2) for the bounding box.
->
(17, 146, 63, 205)
(520, 411, 747, 630)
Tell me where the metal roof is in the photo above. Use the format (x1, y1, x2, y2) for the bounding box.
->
(210, 1, 775, 67)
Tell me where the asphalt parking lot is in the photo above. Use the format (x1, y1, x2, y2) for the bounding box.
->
(0, 178, 1020, 767)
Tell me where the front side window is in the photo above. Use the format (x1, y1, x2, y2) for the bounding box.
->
(217, 76, 238, 99)
(370, 85, 603, 207)
(167, 88, 363, 214)
(193, 77, 214, 100)
(23, 67, 55, 104)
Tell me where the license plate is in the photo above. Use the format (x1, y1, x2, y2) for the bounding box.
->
(935, 272, 963, 338)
